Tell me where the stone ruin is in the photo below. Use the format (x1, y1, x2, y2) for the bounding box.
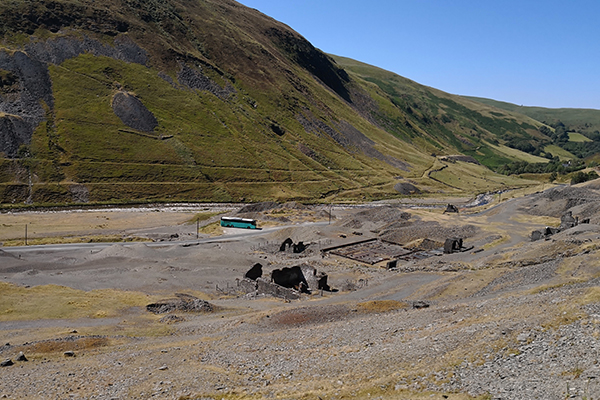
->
(272, 266, 310, 292)
(531, 211, 589, 241)
(444, 204, 459, 214)
(443, 237, 474, 254)
(279, 238, 306, 253)
(245, 263, 263, 280)
(240, 262, 330, 300)
(444, 238, 462, 254)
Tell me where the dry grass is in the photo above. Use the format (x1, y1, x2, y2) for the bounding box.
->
(413, 269, 505, 301)
(198, 221, 225, 236)
(0, 210, 195, 241)
(2, 234, 150, 246)
(580, 286, 600, 306)
(482, 234, 510, 250)
(181, 386, 484, 400)
(510, 214, 560, 226)
(0, 282, 156, 321)
(17, 336, 110, 355)
(186, 212, 224, 224)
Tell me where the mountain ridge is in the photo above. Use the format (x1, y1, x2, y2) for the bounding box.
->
(0, 0, 553, 205)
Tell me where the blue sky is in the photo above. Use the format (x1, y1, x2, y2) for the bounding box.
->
(236, 0, 599, 109)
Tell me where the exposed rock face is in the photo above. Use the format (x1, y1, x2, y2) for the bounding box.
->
(177, 63, 235, 99)
(25, 35, 147, 66)
(265, 26, 351, 103)
(0, 114, 33, 157)
(69, 184, 90, 203)
(0, 35, 148, 157)
(394, 182, 421, 195)
(112, 92, 158, 132)
(0, 50, 53, 157)
(297, 111, 411, 171)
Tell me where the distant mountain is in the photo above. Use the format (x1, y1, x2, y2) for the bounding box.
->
(0, 0, 545, 205)
(464, 96, 600, 134)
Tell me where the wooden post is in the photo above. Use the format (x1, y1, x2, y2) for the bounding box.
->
(196, 219, 199, 239)
(25, 224, 27, 246)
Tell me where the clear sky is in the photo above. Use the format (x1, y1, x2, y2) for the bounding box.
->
(236, 0, 600, 109)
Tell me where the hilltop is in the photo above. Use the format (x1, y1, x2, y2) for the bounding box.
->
(0, 0, 577, 205)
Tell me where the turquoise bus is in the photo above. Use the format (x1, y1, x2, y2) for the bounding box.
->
(220, 216, 257, 229)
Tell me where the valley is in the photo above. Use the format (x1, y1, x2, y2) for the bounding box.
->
(2, 183, 600, 399)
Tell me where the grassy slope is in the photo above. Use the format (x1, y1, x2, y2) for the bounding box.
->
(543, 144, 576, 161)
(568, 132, 592, 142)
(331, 55, 547, 170)
(465, 96, 600, 133)
(0, 0, 541, 205)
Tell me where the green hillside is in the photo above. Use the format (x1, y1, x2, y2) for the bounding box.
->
(331, 55, 552, 168)
(0, 0, 544, 206)
(465, 96, 600, 134)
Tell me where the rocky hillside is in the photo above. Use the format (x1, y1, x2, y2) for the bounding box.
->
(0, 0, 546, 205)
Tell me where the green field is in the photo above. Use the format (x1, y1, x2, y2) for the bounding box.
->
(569, 132, 593, 142)
(544, 144, 576, 160)
(486, 142, 549, 164)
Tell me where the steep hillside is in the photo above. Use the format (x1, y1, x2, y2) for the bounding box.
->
(332, 56, 553, 169)
(0, 0, 539, 205)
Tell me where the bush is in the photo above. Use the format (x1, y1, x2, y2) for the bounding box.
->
(571, 171, 599, 185)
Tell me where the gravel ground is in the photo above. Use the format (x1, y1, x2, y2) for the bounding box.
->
(2, 186, 600, 399)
